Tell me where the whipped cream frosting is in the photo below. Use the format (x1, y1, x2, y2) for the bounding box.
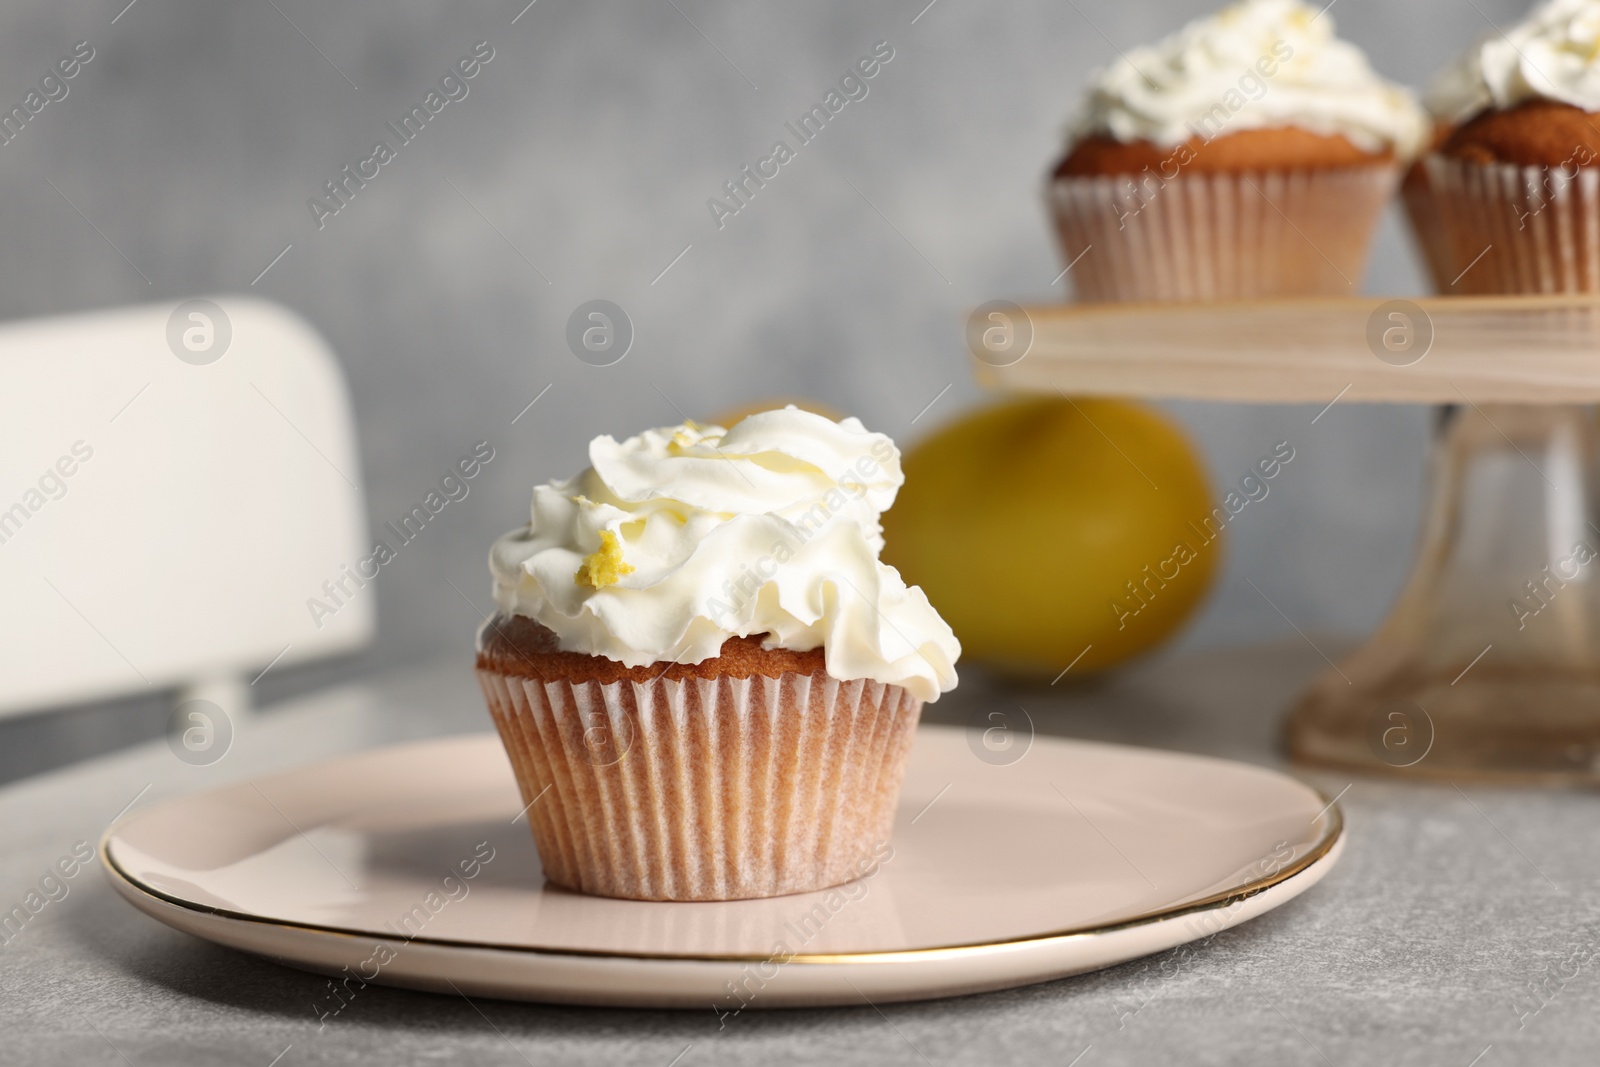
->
(1069, 0, 1427, 157)
(488, 408, 959, 702)
(1425, 0, 1600, 123)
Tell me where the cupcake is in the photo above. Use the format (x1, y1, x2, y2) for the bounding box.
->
(1050, 0, 1427, 302)
(1424, 0, 1600, 294)
(477, 408, 960, 902)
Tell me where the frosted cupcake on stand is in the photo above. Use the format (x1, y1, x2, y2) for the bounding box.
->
(1423, 0, 1600, 294)
(476, 407, 960, 902)
(1050, 0, 1427, 302)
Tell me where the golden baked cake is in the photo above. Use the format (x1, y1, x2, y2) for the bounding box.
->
(1422, 0, 1600, 293)
(1048, 0, 1425, 302)
(476, 408, 959, 901)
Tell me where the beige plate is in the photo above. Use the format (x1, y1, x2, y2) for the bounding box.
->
(103, 727, 1343, 1009)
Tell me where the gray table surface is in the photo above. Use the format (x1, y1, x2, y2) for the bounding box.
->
(3, 641, 1597, 1066)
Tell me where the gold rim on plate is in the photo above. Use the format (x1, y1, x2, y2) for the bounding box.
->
(100, 796, 1342, 967)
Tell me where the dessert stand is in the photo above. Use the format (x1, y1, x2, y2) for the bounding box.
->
(972, 294, 1600, 783)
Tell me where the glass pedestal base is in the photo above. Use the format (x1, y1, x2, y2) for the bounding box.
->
(1287, 404, 1600, 784)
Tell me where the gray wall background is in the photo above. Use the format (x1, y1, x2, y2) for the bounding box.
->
(0, 0, 1529, 777)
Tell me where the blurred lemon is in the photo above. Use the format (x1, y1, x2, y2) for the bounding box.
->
(708, 398, 843, 428)
(882, 396, 1220, 678)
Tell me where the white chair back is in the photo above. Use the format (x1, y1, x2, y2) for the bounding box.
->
(0, 297, 373, 718)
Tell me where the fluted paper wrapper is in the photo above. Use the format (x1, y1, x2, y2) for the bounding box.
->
(1401, 169, 1458, 293)
(1426, 154, 1600, 294)
(1049, 164, 1399, 302)
(477, 668, 921, 901)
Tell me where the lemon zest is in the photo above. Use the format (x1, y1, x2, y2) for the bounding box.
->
(575, 530, 635, 589)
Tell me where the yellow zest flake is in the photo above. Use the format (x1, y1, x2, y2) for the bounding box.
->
(575, 529, 635, 589)
(668, 421, 705, 453)
(667, 420, 730, 456)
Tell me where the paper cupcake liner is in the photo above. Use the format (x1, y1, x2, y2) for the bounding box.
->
(1048, 164, 1400, 303)
(477, 667, 921, 901)
(1425, 154, 1600, 295)
(1400, 168, 1458, 293)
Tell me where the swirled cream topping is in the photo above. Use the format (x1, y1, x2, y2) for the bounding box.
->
(1069, 0, 1427, 157)
(489, 408, 959, 702)
(1426, 0, 1600, 123)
